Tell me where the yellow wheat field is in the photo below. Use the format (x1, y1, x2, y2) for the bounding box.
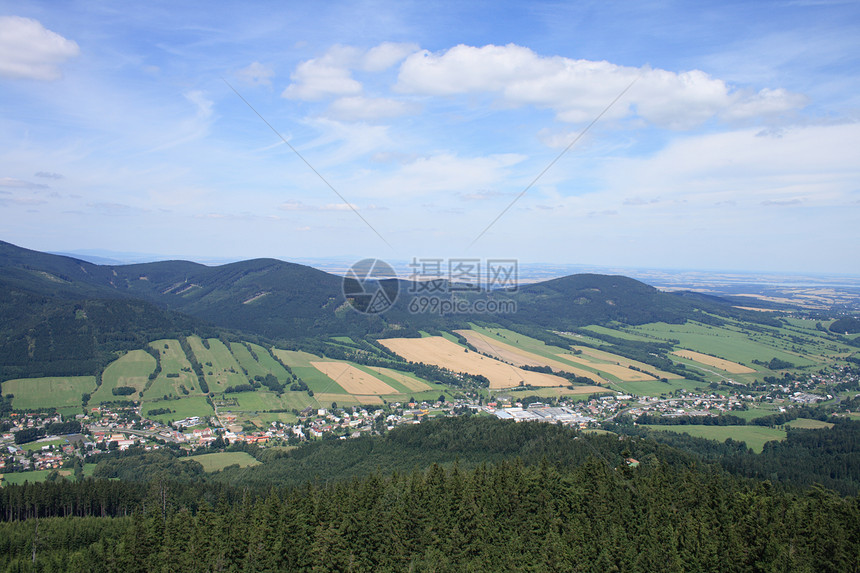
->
(454, 330, 604, 383)
(378, 336, 569, 389)
(368, 367, 433, 392)
(573, 347, 682, 380)
(311, 362, 397, 395)
(671, 350, 755, 374)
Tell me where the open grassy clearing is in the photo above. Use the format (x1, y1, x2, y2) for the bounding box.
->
(90, 350, 156, 404)
(581, 324, 655, 342)
(627, 321, 818, 370)
(188, 451, 260, 472)
(379, 336, 570, 389)
(643, 424, 786, 454)
(142, 396, 215, 423)
(246, 343, 290, 380)
(671, 350, 755, 374)
(315, 392, 361, 407)
(229, 342, 272, 379)
(254, 412, 299, 424)
(271, 349, 348, 394)
(1, 465, 95, 486)
(311, 362, 397, 395)
(611, 379, 704, 397)
(20, 438, 66, 451)
(785, 418, 835, 430)
(143, 339, 200, 400)
(218, 390, 281, 412)
(729, 406, 781, 421)
(3, 376, 96, 411)
(188, 336, 247, 390)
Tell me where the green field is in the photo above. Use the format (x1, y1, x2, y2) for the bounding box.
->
(229, 342, 272, 380)
(188, 336, 248, 390)
(20, 438, 66, 451)
(144, 339, 200, 400)
(142, 396, 215, 423)
(246, 343, 291, 380)
(90, 350, 156, 404)
(627, 319, 839, 372)
(785, 418, 835, 430)
(1, 464, 96, 486)
(644, 424, 786, 453)
(581, 324, 655, 342)
(610, 379, 704, 396)
(188, 451, 260, 472)
(3, 376, 96, 411)
(272, 350, 350, 395)
(728, 406, 780, 421)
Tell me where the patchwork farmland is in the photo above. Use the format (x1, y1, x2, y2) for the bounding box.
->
(379, 336, 578, 389)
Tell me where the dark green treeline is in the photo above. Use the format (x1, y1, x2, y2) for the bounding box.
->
(1, 458, 858, 572)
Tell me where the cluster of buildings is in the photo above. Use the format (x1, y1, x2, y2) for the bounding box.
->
(492, 404, 594, 426)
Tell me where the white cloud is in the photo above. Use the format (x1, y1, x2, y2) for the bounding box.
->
(236, 61, 274, 87)
(0, 16, 79, 80)
(282, 42, 418, 104)
(396, 44, 806, 129)
(282, 45, 362, 100)
(184, 90, 213, 119)
(721, 88, 809, 122)
(363, 152, 526, 198)
(327, 96, 417, 121)
(361, 42, 419, 72)
(598, 123, 860, 208)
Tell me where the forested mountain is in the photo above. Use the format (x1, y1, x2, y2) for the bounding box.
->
(0, 240, 772, 349)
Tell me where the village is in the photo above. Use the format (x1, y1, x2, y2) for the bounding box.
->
(0, 363, 855, 480)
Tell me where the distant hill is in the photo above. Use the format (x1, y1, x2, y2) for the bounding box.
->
(0, 240, 776, 379)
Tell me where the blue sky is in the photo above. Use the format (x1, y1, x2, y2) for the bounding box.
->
(1, 0, 859, 273)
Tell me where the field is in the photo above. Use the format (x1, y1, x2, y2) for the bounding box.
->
(144, 339, 200, 400)
(368, 367, 433, 392)
(625, 319, 845, 372)
(455, 330, 603, 382)
(90, 350, 156, 404)
(311, 362, 397, 395)
(188, 451, 260, 472)
(785, 418, 835, 430)
(643, 424, 786, 453)
(573, 347, 681, 380)
(20, 438, 65, 451)
(246, 343, 291, 380)
(142, 396, 215, 423)
(460, 326, 682, 384)
(379, 336, 571, 389)
(1, 465, 95, 486)
(3, 376, 96, 411)
(498, 385, 610, 399)
(609, 379, 704, 397)
(271, 349, 349, 394)
(671, 350, 755, 374)
(229, 342, 273, 379)
(187, 336, 247, 390)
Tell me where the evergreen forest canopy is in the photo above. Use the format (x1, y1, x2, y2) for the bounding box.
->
(1, 417, 858, 572)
